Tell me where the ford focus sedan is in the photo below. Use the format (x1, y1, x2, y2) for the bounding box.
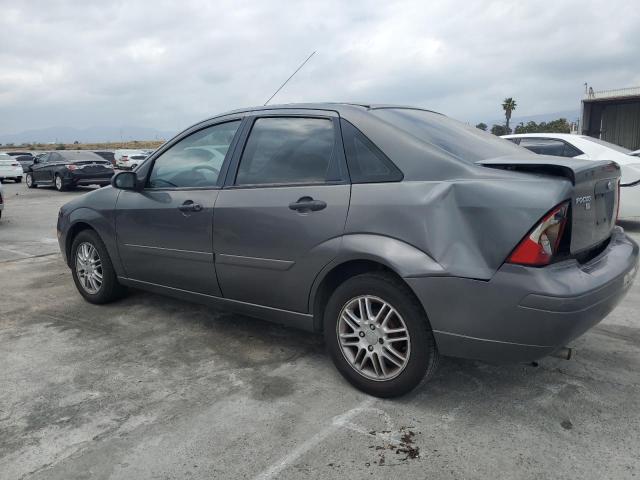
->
(57, 104, 639, 397)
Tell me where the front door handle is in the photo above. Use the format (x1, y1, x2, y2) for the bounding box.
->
(289, 196, 327, 213)
(178, 200, 203, 212)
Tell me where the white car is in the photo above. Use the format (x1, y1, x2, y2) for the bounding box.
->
(114, 149, 148, 170)
(503, 133, 640, 220)
(0, 152, 24, 183)
(630, 149, 640, 157)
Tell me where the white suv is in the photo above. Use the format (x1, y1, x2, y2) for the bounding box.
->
(114, 149, 148, 170)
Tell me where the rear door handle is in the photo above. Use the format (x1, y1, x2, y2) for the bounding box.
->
(289, 196, 327, 213)
(178, 200, 203, 212)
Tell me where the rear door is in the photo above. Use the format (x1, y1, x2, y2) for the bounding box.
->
(115, 118, 243, 295)
(213, 112, 350, 313)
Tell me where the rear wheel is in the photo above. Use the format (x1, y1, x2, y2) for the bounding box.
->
(54, 174, 65, 191)
(70, 230, 127, 304)
(324, 272, 439, 398)
(26, 173, 37, 188)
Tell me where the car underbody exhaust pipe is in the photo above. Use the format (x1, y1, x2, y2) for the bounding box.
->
(551, 346, 573, 360)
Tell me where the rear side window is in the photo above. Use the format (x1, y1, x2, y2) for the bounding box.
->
(235, 117, 336, 185)
(341, 119, 403, 183)
(519, 138, 583, 157)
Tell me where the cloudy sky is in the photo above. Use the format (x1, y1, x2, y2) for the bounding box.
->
(1, 0, 639, 137)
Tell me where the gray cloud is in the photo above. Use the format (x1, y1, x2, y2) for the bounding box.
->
(1, 0, 639, 138)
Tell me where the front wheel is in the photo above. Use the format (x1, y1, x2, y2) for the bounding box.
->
(71, 230, 127, 304)
(26, 173, 37, 188)
(324, 272, 439, 398)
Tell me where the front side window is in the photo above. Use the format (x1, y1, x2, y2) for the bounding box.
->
(148, 120, 241, 188)
(235, 117, 335, 185)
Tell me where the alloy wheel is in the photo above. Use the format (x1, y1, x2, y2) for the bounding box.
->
(26, 174, 33, 187)
(337, 295, 411, 381)
(55, 176, 62, 190)
(75, 242, 103, 294)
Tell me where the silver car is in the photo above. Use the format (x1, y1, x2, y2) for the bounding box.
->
(57, 104, 639, 397)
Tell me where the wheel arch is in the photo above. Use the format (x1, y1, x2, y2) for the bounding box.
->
(65, 221, 97, 266)
(309, 234, 444, 332)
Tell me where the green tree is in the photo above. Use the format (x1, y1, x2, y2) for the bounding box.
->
(490, 124, 511, 136)
(475, 122, 488, 131)
(502, 97, 517, 130)
(513, 118, 571, 134)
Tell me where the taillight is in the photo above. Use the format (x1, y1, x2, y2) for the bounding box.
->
(65, 164, 77, 171)
(507, 201, 569, 266)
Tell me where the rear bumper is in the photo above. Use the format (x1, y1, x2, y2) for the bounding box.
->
(619, 183, 640, 220)
(64, 172, 113, 186)
(406, 227, 639, 363)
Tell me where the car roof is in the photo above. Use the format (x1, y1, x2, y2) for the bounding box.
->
(196, 102, 444, 122)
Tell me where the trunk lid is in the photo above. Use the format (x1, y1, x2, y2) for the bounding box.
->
(476, 156, 620, 255)
(72, 161, 112, 173)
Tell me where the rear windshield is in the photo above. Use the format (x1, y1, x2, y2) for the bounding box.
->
(61, 151, 104, 161)
(370, 108, 529, 163)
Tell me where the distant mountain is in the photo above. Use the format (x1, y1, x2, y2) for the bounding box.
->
(486, 109, 580, 127)
(0, 125, 176, 145)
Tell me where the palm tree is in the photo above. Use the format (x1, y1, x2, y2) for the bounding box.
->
(502, 97, 517, 130)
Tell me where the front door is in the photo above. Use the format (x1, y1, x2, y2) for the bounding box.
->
(214, 115, 350, 313)
(115, 119, 243, 296)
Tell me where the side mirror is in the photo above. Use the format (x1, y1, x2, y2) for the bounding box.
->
(111, 171, 141, 190)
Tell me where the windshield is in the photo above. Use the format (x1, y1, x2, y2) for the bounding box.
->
(371, 108, 529, 163)
(581, 136, 632, 154)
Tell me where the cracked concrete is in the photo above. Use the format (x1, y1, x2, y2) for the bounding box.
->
(1, 182, 639, 479)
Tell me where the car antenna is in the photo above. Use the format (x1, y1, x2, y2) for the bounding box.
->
(263, 51, 316, 106)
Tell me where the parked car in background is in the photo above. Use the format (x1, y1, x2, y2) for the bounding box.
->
(630, 149, 640, 157)
(503, 133, 640, 220)
(6, 152, 35, 173)
(26, 150, 114, 191)
(0, 181, 4, 219)
(114, 149, 148, 170)
(93, 151, 116, 166)
(57, 104, 638, 397)
(0, 152, 24, 182)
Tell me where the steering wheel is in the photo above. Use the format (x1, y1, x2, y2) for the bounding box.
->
(193, 165, 220, 177)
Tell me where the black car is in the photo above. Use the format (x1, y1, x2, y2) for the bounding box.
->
(26, 151, 115, 191)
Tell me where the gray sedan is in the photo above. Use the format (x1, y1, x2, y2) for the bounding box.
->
(56, 104, 639, 397)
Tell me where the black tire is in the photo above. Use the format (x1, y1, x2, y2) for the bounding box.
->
(15, 176, 22, 183)
(70, 229, 127, 304)
(54, 174, 66, 191)
(324, 272, 439, 398)
(26, 173, 37, 188)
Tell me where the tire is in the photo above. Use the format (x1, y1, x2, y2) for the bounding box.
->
(55, 174, 66, 191)
(324, 272, 439, 398)
(70, 229, 127, 304)
(15, 176, 22, 183)
(26, 173, 37, 188)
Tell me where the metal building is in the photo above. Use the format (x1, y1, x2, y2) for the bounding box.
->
(581, 86, 640, 150)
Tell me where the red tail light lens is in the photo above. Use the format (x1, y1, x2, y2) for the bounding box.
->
(507, 202, 569, 266)
(65, 164, 77, 171)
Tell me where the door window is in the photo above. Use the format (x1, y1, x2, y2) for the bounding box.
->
(235, 117, 335, 186)
(148, 120, 241, 188)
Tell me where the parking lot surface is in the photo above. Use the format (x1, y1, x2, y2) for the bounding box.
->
(1, 181, 639, 479)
